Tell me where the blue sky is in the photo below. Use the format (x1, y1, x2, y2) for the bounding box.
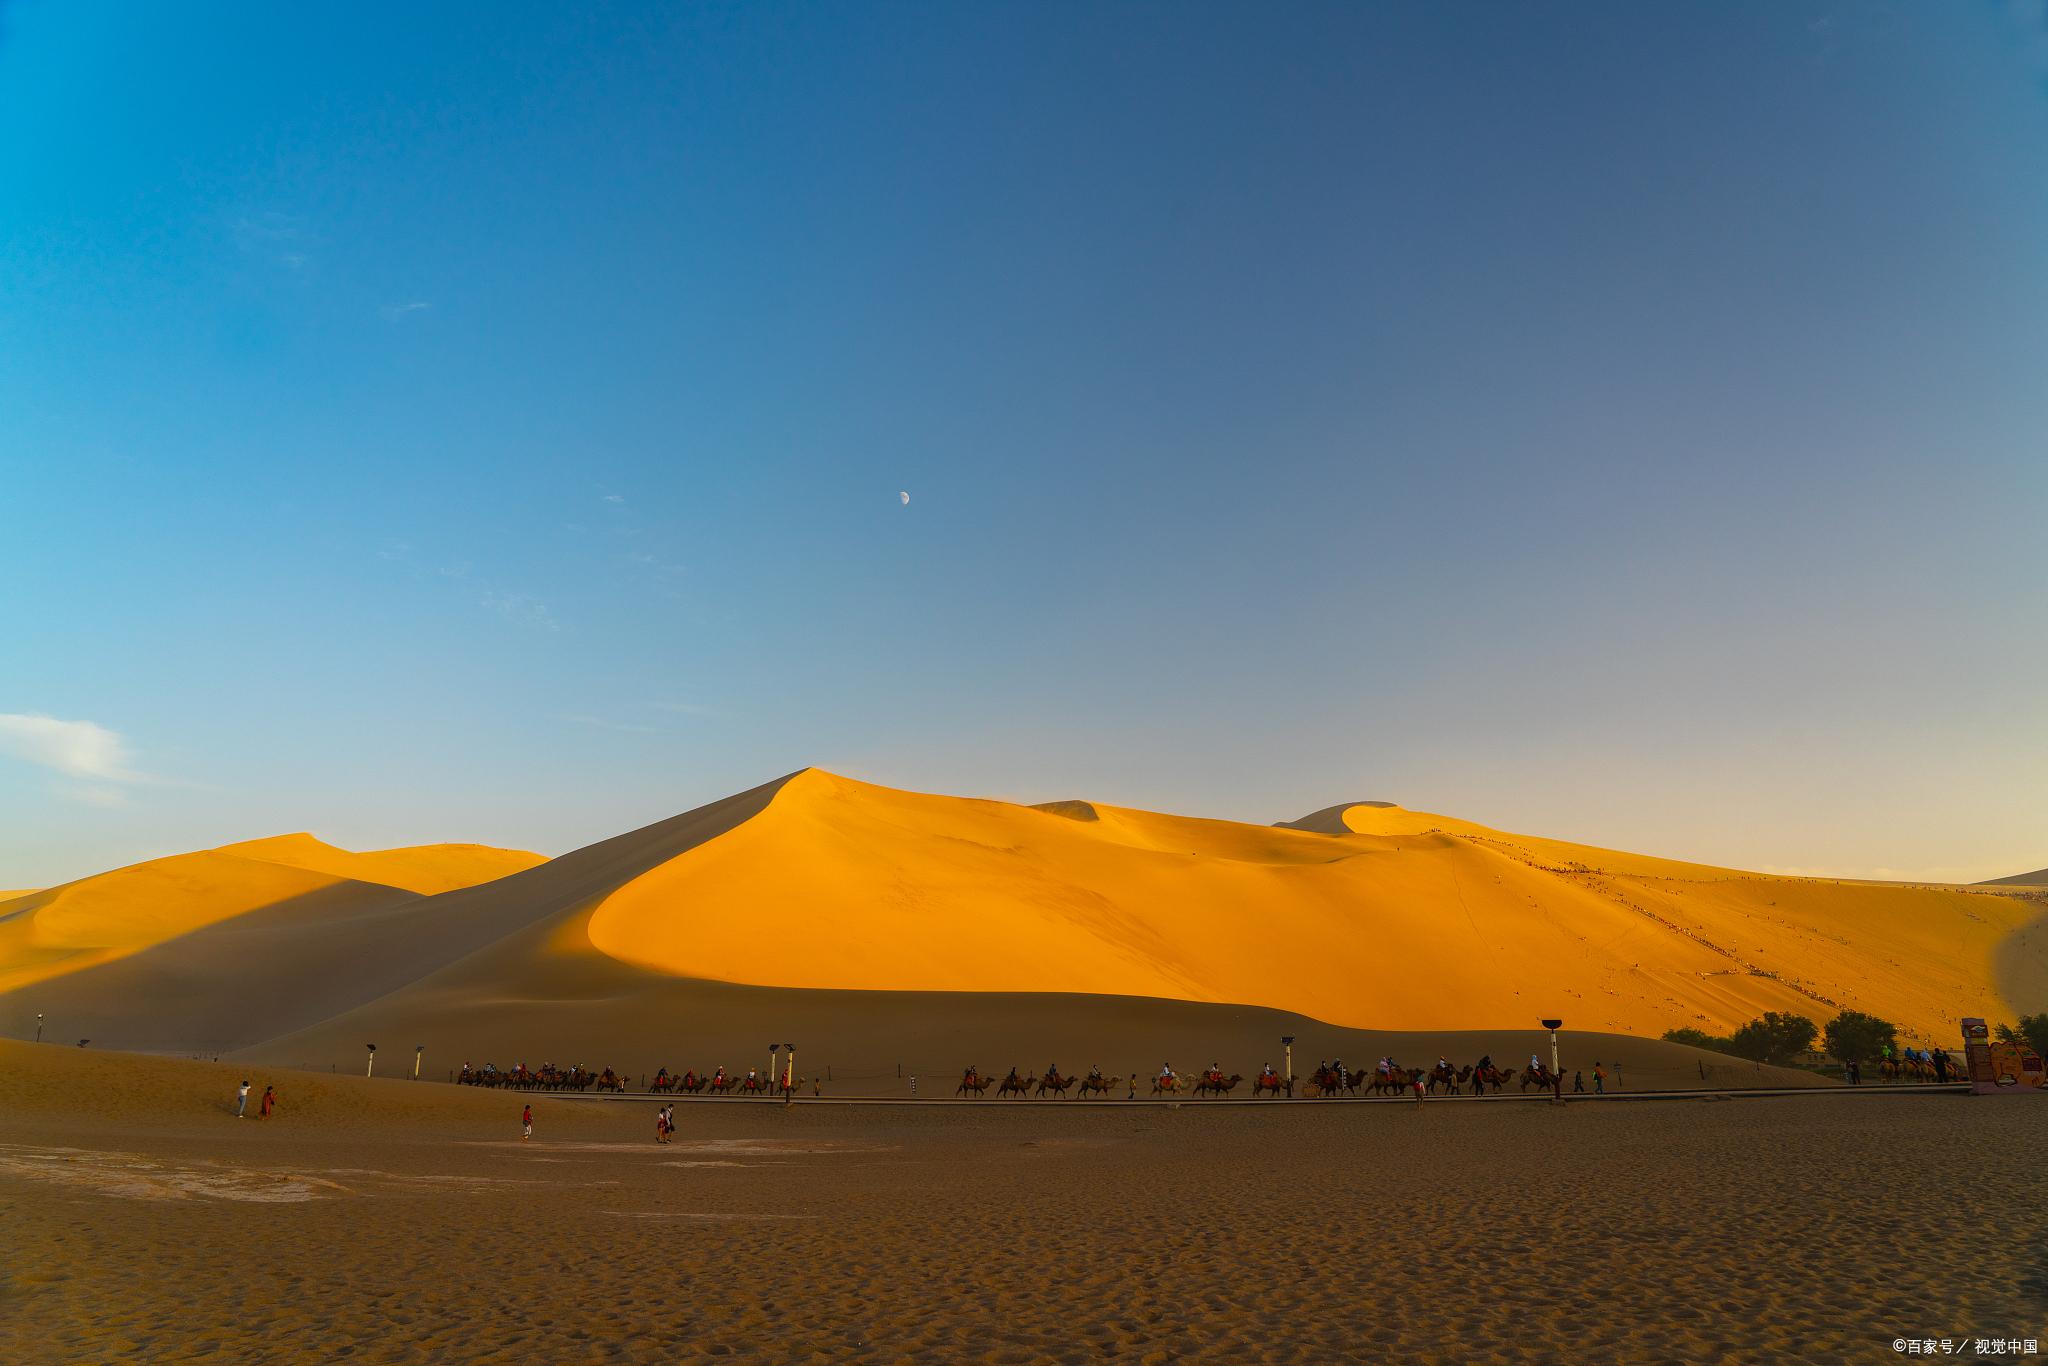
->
(3, 2, 2045, 887)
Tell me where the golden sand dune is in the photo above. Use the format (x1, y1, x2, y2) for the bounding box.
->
(1982, 865, 2048, 887)
(579, 770, 2044, 1042)
(1, 777, 791, 1054)
(0, 836, 542, 999)
(216, 832, 543, 896)
(4, 770, 2041, 1068)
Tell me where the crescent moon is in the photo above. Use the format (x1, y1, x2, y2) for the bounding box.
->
(899, 491, 910, 505)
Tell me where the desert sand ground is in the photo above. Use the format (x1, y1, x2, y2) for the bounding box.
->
(2, 1042, 2041, 1364)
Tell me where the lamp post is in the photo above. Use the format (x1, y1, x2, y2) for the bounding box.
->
(1282, 1035, 1295, 1089)
(413, 1045, 424, 1081)
(1541, 1019, 1563, 1104)
(783, 1043, 796, 1106)
(366, 1043, 378, 1079)
(35, 1013, 43, 1045)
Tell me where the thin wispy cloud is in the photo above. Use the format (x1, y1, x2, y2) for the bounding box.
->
(381, 301, 431, 320)
(0, 713, 142, 782)
(651, 700, 719, 718)
(602, 493, 625, 504)
(0, 713, 152, 806)
(230, 211, 316, 271)
(565, 714, 658, 734)
(481, 590, 559, 631)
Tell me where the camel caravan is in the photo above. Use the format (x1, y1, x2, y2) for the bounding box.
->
(646, 1066, 805, 1097)
(456, 1063, 626, 1092)
(950, 1056, 1549, 1099)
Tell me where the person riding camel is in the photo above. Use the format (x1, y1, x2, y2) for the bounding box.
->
(1159, 1062, 1177, 1084)
(1260, 1063, 1277, 1079)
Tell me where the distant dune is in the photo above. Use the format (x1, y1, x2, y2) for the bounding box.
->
(1981, 867, 2048, 888)
(1274, 800, 1397, 834)
(3, 770, 2042, 1071)
(0, 838, 543, 1000)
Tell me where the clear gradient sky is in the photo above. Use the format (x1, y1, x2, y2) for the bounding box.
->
(3, 3, 2045, 888)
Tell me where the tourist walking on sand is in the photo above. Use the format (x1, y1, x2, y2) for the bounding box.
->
(521, 1104, 533, 1142)
(237, 1080, 251, 1118)
(1593, 1063, 1606, 1095)
(259, 1084, 275, 1118)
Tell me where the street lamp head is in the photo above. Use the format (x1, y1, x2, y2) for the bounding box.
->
(415, 1044, 424, 1053)
(1541, 1019, 1563, 1030)
(1281, 1035, 1295, 1045)
(366, 1043, 378, 1052)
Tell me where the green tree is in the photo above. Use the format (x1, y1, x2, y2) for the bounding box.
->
(1995, 1013, 2048, 1056)
(1726, 1012, 1819, 1065)
(1661, 1026, 1734, 1054)
(1823, 1010, 1898, 1063)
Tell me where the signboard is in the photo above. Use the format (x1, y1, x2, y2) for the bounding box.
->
(1960, 1018, 2047, 1095)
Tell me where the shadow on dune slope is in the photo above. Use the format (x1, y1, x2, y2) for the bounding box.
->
(3, 774, 797, 1054)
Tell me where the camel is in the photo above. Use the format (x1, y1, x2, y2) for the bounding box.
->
(1520, 1065, 1560, 1093)
(1075, 1072, 1116, 1097)
(1425, 1063, 1470, 1095)
(679, 1072, 706, 1094)
(1150, 1074, 1188, 1096)
(1251, 1072, 1290, 1097)
(704, 1073, 735, 1095)
(1036, 1070, 1075, 1098)
(1300, 1065, 1348, 1098)
(996, 1070, 1033, 1098)
(1468, 1065, 1514, 1095)
(648, 1070, 676, 1095)
(956, 1071, 991, 1097)
(1368, 1067, 1420, 1096)
(1191, 1073, 1243, 1097)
